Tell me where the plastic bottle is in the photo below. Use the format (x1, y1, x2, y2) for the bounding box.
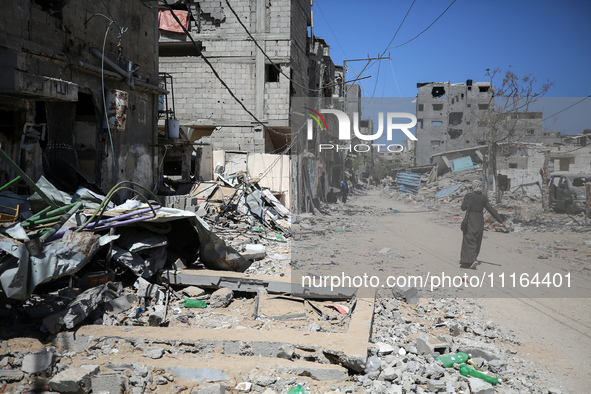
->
(459, 364, 499, 385)
(287, 384, 305, 394)
(183, 298, 207, 308)
(435, 352, 470, 368)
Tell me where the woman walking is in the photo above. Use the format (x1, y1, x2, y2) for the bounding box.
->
(460, 180, 507, 268)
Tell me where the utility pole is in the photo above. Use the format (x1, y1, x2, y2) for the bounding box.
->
(342, 55, 390, 99)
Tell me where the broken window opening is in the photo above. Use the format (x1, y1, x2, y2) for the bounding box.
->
(509, 163, 518, 169)
(478, 103, 489, 110)
(76, 93, 96, 120)
(265, 64, 280, 83)
(32, 0, 65, 19)
(159, 42, 202, 57)
(431, 121, 442, 127)
(448, 112, 463, 127)
(0, 110, 17, 136)
(572, 177, 587, 187)
(431, 86, 445, 98)
(479, 86, 490, 93)
(431, 140, 440, 147)
(417, 119, 423, 129)
(467, 103, 471, 108)
(527, 129, 535, 135)
(418, 104, 424, 111)
(432, 103, 443, 111)
(447, 129, 462, 139)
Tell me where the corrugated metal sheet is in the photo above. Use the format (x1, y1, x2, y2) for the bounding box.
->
(436, 183, 463, 197)
(395, 172, 422, 195)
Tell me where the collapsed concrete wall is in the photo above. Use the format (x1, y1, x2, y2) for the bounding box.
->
(0, 0, 160, 195)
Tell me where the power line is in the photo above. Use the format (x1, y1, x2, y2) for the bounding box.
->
(386, 0, 457, 51)
(315, 0, 348, 59)
(542, 94, 591, 122)
(369, 0, 416, 98)
(159, 2, 298, 141)
(380, 0, 416, 57)
(224, 0, 322, 93)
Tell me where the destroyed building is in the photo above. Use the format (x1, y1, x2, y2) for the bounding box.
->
(0, 0, 163, 195)
(414, 80, 554, 167)
(414, 80, 493, 166)
(157, 0, 311, 154)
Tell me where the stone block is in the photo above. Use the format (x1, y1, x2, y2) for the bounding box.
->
(209, 287, 233, 308)
(467, 377, 494, 394)
(22, 349, 54, 374)
(91, 373, 125, 394)
(49, 364, 100, 393)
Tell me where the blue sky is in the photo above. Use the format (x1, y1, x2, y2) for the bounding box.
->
(311, 0, 591, 137)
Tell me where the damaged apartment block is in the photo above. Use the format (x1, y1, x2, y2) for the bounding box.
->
(0, 0, 164, 197)
(414, 80, 494, 166)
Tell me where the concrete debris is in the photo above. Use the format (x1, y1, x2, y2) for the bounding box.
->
(209, 287, 234, 308)
(42, 282, 123, 334)
(21, 348, 55, 374)
(168, 366, 231, 382)
(48, 364, 100, 393)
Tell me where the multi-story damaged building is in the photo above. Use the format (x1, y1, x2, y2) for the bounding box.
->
(158, 0, 311, 153)
(414, 80, 494, 165)
(0, 0, 162, 194)
(414, 80, 551, 167)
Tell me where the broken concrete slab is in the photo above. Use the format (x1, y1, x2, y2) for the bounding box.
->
(0, 369, 24, 382)
(91, 373, 126, 394)
(281, 364, 348, 381)
(161, 269, 357, 300)
(390, 286, 419, 305)
(414, 335, 449, 356)
(182, 286, 206, 297)
(193, 384, 226, 394)
(143, 347, 165, 359)
(42, 282, 122, 334)
(169, 366, 230, 383)
(468, 377, 495, 394)
(22, 348, 54, 374)
(48, 364, 99, 393)
(210, 287, 233, 308)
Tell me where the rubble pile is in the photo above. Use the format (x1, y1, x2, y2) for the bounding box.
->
(362, 290, 561, 394)
(382, 170, 591, 234)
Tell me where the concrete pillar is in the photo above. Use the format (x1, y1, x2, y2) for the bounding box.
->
(254, 0, 266, 120)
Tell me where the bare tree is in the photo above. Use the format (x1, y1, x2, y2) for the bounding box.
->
(476, 67, 553, 203)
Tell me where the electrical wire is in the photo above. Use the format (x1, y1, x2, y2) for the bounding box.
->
(160, 2, 299, 138)
(224, 0, 322, 93)
(385, 0, 457, 51)
(542, 94, 591, 122)
(380, 0, 416, 57)
(94, 15, 117, 168)
(314, 0, 348, 59)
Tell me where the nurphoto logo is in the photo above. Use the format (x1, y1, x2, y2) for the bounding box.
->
(305, 109, 417, 153)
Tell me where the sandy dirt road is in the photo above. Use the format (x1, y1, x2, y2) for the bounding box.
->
(306, 188, 591, 393)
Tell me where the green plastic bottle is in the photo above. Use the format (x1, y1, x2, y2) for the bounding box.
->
(459, 364, 499, 385)
(183, 298, 207, 308)
(435, 352, 470, 368)
(287, 384, 305, 394)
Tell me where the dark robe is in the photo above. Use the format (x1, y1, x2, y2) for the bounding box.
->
(460, 192, 504, 264)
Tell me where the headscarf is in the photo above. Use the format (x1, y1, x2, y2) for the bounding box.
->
(472, 180, 483, 193)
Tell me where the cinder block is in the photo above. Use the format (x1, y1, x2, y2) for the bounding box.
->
(91, 373, 126, 394)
